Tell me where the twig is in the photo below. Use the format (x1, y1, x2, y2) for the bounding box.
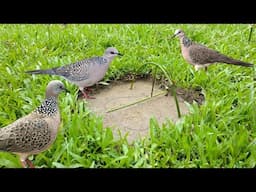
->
(151, 67, 157, 97)
(143, 62, 181, 118)
(130, 75, 135, 90)
(134, 62, 181, 118)
(106, 90, 168, 113)
(248, 24, 254, 42)
(169, 83, 181, 118)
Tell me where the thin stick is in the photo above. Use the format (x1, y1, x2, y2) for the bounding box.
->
(170, 83, 181, 118)
(130, 75, 135, 90)
(106, 90, 168, 113)
(144, 62, 181, 118)
(134, 62, 181, 118)
(130, 80, 134, 90)
(248, 25, 254, 42)
(151, 67, 157, 97)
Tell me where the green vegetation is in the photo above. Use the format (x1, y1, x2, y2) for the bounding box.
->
(0, 24, 255, 168)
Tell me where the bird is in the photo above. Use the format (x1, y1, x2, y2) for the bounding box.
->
(26, 47, 122, 99)
(0, 80, 69, 168)
(172, 29, 254, 71)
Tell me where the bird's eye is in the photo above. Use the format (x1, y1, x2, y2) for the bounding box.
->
(110, 51, 115, 54)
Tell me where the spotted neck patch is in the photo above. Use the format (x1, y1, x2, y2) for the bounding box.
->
(35, 96, 58, 116)
(182, 36, 193, 47)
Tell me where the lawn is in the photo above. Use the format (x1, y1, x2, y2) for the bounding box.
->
(0, 24, 255, 168)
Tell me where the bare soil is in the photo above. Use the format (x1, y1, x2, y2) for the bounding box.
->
(82, 79, 204, 143)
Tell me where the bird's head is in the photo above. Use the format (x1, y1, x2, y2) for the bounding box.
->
(104, 47, 123, 59)
(46, 80, 69, 98)
(171, 29, 185, 39)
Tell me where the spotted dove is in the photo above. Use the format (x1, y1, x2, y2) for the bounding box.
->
(172, 29, 254, 71)
(0, 80, 68, 168)
(26, 47, 122, 99)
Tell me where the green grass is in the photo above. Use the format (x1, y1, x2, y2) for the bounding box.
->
(0, 24, 255, 168)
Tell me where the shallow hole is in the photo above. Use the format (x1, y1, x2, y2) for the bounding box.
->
(81, 78, 204, 143)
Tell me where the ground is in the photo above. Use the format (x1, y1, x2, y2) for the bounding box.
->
(84, 79, 204, 143)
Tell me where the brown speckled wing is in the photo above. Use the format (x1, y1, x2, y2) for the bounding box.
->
(189, 44, 224, 65)
(0, 119, 51, 153)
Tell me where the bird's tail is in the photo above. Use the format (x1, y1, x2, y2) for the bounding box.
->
(219, 56, 254, 67)
(25, 68, 56, 75)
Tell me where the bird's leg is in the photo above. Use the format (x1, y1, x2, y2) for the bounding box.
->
(20, 158, 35, 168)
(20, 159, 28, 168)
(81, 88, 95, 99)
(84, 87, 93, 93)
(25, 159, 35, 168)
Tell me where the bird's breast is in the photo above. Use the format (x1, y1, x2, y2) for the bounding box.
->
(46, 112, 61, 141)
(181, 46, 194, 65)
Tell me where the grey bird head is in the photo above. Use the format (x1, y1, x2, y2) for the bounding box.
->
(104, 47, 123, 59)
(172, 29, 185, 38)
(45, 80, 69, 98)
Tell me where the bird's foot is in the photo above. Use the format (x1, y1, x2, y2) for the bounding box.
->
(84, 87, 93, 93)
(20, 160, 27, 168)
(26, 159, 35, 168)
(20, 159, 35, 168)
(83, 95, 96, 99)
(82, 91, 96, 99)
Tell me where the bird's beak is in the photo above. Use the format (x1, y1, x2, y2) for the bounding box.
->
(118, 53, 123, 56)
(171, 34, 177, 39)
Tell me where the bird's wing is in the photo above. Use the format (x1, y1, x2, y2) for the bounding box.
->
(189, 44, 224, 65)
(54, 59, 90, 81)
(54, 57, 107, 82)
(0, 118, 51, 153)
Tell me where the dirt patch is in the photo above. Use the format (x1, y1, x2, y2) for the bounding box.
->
(82, 79, 204, 143)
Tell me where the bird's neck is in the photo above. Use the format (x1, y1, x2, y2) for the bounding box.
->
(35, 96, 58, 116)
(181, 36, 193, 48)
(103, 56, 115, 64)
